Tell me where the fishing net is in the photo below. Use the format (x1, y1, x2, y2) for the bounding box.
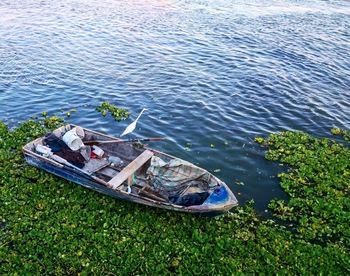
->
(147, 156, 219, 196)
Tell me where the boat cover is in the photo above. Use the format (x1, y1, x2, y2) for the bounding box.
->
(147, 156, 218, 195)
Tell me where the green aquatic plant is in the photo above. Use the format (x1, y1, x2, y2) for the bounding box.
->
(254, 136, 265, 144)
(0, 119, 349, 274)
(260, 131, 350, 246)
(96, 101, 130, 121)
(331, 127, 350, 141)
(63, 108, 77, 118)
(43, 116, 64, 128)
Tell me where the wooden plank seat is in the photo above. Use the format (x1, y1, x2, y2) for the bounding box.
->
(108, 150, 154, 190)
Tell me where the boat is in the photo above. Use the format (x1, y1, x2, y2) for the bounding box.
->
(23, 124, 238, 215)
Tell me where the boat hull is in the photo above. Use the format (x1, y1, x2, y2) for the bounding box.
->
(23, 125, 238, 215)
(25, 153, 237, 215)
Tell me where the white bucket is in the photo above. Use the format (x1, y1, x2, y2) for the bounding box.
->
(75, 126, 85, 138)
(62, 128, 83, 151)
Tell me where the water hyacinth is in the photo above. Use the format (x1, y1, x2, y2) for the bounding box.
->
(257, 131, 350, 246)
(96, 102, 130, 121)
(0, 118, 349, 274)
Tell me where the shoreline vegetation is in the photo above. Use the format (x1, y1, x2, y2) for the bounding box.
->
(0, 116, 349, 274)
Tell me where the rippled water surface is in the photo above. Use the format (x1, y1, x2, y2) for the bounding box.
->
(1, 0, 349, 212)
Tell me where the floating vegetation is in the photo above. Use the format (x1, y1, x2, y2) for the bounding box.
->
(96, 101, 130, 121)
(184, 142, 192, 151)
(258, 131, 350, 246)
(0, 119, 349, 274)
(254, 136, 265, 144)
(64, 108, 77, 118)
(185, 142, 192, 147)
(41, 108, 77, 120)
(331, 127, 350, 141)
(43, 116, 64, 128)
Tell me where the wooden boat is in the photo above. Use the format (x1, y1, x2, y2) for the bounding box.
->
(23, 124, 238, 215)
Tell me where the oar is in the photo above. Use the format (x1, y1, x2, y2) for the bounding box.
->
(120, 108, 147, 137)
(84, 137, 165, 146)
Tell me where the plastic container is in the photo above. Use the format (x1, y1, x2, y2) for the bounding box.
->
(92, 145, 104, 158)
(35, 145, 52, 157)
(62, 128, 83, 151)
(74, 126, 85, 138)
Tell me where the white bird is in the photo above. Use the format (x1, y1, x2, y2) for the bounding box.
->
(120, 108, 147, 137)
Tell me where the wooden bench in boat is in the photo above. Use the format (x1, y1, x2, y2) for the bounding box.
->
(108, 150, 154, 190)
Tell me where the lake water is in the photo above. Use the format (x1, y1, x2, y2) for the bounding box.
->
(1, 0, 349, 213)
